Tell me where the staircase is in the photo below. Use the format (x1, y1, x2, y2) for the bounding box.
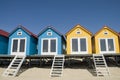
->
(2, 55, 26, 77)
(50, 55, 65, 77)
(93, 54, 110, 77)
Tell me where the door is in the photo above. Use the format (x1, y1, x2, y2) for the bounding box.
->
(41, 38, 57, 55)
(11, 38, 26, 55)
(99, 38, 115, 53)
(71, 38, 88, 54)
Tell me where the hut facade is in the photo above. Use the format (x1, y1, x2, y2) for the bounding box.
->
(93, 26, 120, 54)
(0, 29, 9, 55)
(38, 26, 66, 55)
(8, 25, 37, 56)
(66, 24, 92, 55)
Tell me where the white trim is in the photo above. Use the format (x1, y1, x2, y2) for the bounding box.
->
(17, 31, 22, 35)
(70, 37, 88, 54)
(41, 38, 58, 55)
(99, 38, 115, 54)
(11, 37, 27, 56)
(76, 31, 81, 34)
(47, 31, 52, 36)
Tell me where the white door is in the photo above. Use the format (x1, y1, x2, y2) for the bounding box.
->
(99, 38, 115, 54)
(11, 38, 26, 55)
(41, 38, 57, 55)
(71, 38, 88, 54)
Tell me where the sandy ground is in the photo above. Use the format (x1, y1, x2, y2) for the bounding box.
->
(0, 67, 120, 80)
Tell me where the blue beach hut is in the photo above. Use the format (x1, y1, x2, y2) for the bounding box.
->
(8, 25, 37, 56)
(38, 26, 66, 55)
(0, 29, 9, 55)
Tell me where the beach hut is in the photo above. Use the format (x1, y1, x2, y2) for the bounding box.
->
(93, 26, 120, 54)
(66, 24, 92, 55)
(8, 25, 37, 56)
(0, 29, 9, 55)
(38, 26, 66, 55)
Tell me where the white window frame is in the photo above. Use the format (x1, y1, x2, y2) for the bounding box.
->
(17, 31, 22, 35)
(41, 38, 58, 55)
(11, 37, 27, 55)
(47, 31, 52, 36)
(70, 37, 88, 54)
(76, 31, 81, 34)
(99, 38, 115, 54)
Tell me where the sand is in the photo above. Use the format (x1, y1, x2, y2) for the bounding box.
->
(0, 67, 120, 80)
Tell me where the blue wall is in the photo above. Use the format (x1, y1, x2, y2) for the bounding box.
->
(28, 37, 37, 55)
(38, 28, 63, 55)
(0, 36, 8, 54)
(8, 28, 37, 55)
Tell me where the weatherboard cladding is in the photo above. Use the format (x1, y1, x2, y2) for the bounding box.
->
(38, 26, 65, 55)
(0, 29, 9, 54)
(8, 25, 37, 55)
(93, 26, 120, 54)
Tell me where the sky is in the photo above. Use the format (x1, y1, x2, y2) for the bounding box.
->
(0, 0, 120, 35)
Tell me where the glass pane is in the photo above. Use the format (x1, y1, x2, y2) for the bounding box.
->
(43, 40, 48, 52)
(108, 39, 114, 51)
(100, 39, 106, 51)
(72, 39, 78, 52)
(12, 40, 18, 52)
(20, 39, 25, 52)
(50, 40, 56, 52)
(80, 38, 86, 51)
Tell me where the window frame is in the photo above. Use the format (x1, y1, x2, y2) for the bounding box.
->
(71, 37, 88, 54)
(99, 38, 115, 53)
(41, 38, 57, 55)
(11, 38, 26, 55)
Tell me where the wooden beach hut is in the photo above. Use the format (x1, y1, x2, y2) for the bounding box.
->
(93, 26, 120, 54)
(8, 25, 37, 56)
(38, 26, 66, 55)
(66, 24, 92, 55)
(0, 29, 9, 55)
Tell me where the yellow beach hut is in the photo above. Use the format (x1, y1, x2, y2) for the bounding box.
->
(93, 26, 120, 54)
(66, 24, 92, 55)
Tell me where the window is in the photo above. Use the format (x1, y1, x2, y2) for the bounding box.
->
(108, 39, 114, 51)
(80, 38, 86, 51)
(47, 32, 52, 36)
(72, 39, 78, 52)
(43, 40, 48, 52)
(12, 39, 18, 52)
(99, 38, 115, 52)
(104, 32, 108, 35)
(50, 40, 56, 52)
(76, 31, 80, 34)
(12, 38, 26, 53)
(20, 39, 25, 52)
(100, 39, 106, 51)
(42, 38, 57, 53)
(71, 38, 87, 53)
(17, 31, 22, 35)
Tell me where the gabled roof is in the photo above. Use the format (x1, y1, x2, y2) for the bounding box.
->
(94, 26, 119, 36)
(38, 26, 63, 37)
(66, 24, 92, 36)
(9, 25, 37, 38)
(0, 29, 9, 37)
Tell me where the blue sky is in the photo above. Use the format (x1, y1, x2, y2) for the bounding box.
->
(0, 0, 120, 34)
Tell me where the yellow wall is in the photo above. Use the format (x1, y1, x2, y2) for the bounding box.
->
(66, 27, 92, 54)
(94, 28, 120, 54)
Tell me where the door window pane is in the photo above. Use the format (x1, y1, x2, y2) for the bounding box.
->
(72, 39, 78, 52)
(12, 40, 18, 52)
(50, 40, 56, 52)
(80, 38, 86, 51)
(108, 39, 114, 51)
(100, 39, 106, 51)
(20, 39, 25, 52)
(43, 40, 48, 52)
